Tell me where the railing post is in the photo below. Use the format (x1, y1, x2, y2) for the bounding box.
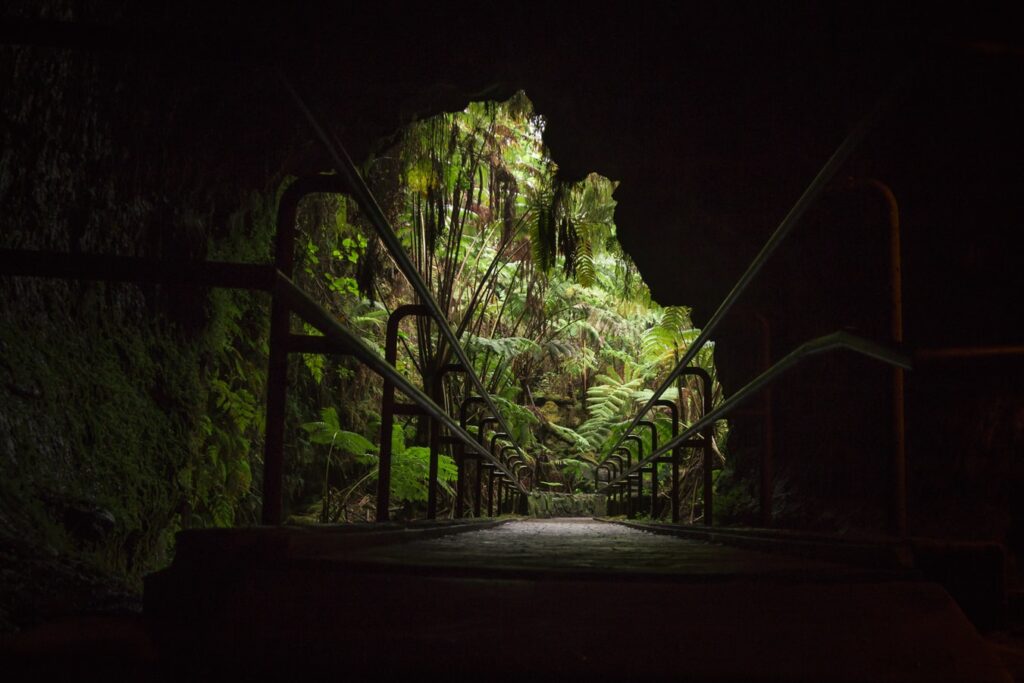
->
(624, 435, 644, 517)
(654, 399, 680, 522)
(426, 368, 441, 520)
(262, 176, 347, 525)
(616, 447, 634, 518)
(502, 446, 524, 507)
(453, 437, 466, 519)
(263, 292, 289, 526)
(488, 432, 509, 516)
(753, 313, 774, 528)
(486, 466, 496, 517)
(377, 304, 431, 522)
(680, 368, 714, 527)
(848, 178, 905, 538)
(607, 455, 625, 516)
(427, 362, 465, 519)
(638, 420, 659, 518)
(728, 309, 775, 527)
(457, 397, 487, 518)
(475, 417, 499, 516)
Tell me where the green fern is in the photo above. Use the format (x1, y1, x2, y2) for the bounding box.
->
(574, 240, 596, 287)
(547, 422, 591, 454)
(640, 307, 698, 364)
(631, 386, 680, 404)
(465, 333, 541, 360)
(491, 395, 539, 450)
(300, 407, 375, 454)
(578, 367, 644, 449)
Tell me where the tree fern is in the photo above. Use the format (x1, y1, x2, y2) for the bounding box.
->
(465, 333, 541, 360)
(546, 422, 592, 454)
(578, 367, 644, 449)
(574, 240, 597, 287)
(631, 387, 680, 404)
(491, 395, 539, 450)
(640, 306, 699, 365)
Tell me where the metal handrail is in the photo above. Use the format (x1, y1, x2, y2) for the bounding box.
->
(0, 249, 276, 288)
(599, 331, 912, 491)
(598, 72, 908, 466)
(279, 71, 532, 492)
(274, 271, 525, 486)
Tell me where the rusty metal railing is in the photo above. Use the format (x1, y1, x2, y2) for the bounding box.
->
(0, 245, 533, 522)
(274, 271, 529, 493)
(596, 70, 911, 530)
(278, 72, 533, 521)
(599, 332, 912, 514)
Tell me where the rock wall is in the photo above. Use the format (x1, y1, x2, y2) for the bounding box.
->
(528, 493, 606, 518)
(1, 4, 289, 629)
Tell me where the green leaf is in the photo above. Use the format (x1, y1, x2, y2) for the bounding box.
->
(391, 423, 406, 455)
(547, 423, 590, 453)
(321, 407, 340, 431)
(334, 431, 375, 456)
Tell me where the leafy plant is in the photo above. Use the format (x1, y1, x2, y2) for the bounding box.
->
(301, 407, 375, 521)
(355, 426, 458, 504)
(269, 92, 725, 519)
(578, 366, 645, 449)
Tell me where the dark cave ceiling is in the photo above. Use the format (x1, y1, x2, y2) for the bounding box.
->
(7, 2, 1022, 316)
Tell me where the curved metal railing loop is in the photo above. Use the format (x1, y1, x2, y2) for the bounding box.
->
(599, 331, 912, 495)
(279, 71, 534, 510)
(276, 273, 539, 506)
(593, 70, 912, 524)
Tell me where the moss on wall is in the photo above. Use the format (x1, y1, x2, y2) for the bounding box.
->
(0, 22, 288, 629)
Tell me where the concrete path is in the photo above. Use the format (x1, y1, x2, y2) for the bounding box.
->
(353, 518, 871, 578)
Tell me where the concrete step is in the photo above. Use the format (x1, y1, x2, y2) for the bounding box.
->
(611, 519, 1008, 630)
(142, 519, 1010, 681)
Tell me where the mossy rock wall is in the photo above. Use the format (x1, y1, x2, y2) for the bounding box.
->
(0, 7, 290, 631)
(528, 493, 606, 518)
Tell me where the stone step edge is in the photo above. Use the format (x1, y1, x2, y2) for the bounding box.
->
(167, 517, 515, 569)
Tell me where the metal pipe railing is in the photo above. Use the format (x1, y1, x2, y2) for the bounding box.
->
(279, 71, 533, 502)
(651, 399, 681, 522)
(0, 246, 521, 523)
(637, 420, 659, 517)
(600, 331, 912, 492)
(274, 271, 526, 488)
(0, 249, 276, 289)
(456, 397, 489, 518)
(597, 75, 907, 479)
(623, 434, 644, 516)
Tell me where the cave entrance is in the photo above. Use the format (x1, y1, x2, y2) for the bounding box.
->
(283, 92, 724, 525)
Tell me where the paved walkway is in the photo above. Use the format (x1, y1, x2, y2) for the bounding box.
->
(353, 518, 863, 578)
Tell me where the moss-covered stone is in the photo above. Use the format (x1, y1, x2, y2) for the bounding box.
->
(528, 492, 606, 518)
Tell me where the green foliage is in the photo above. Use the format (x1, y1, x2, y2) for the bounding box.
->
(391, 447, 458, 503)
(555, 457, 591, 485)
(353, 426, 458, 504)
(579, 367, 645, 449)
(491, 396, 539, 449)
(182, 192, 279, 529)
(301, 407, 375, 455)
(546, 422, 591, 453)
(630, 387, 680, 404)
(189, 92, 725, 524)
(465, 334, 541, 360)
(640, 307, 699, 365)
